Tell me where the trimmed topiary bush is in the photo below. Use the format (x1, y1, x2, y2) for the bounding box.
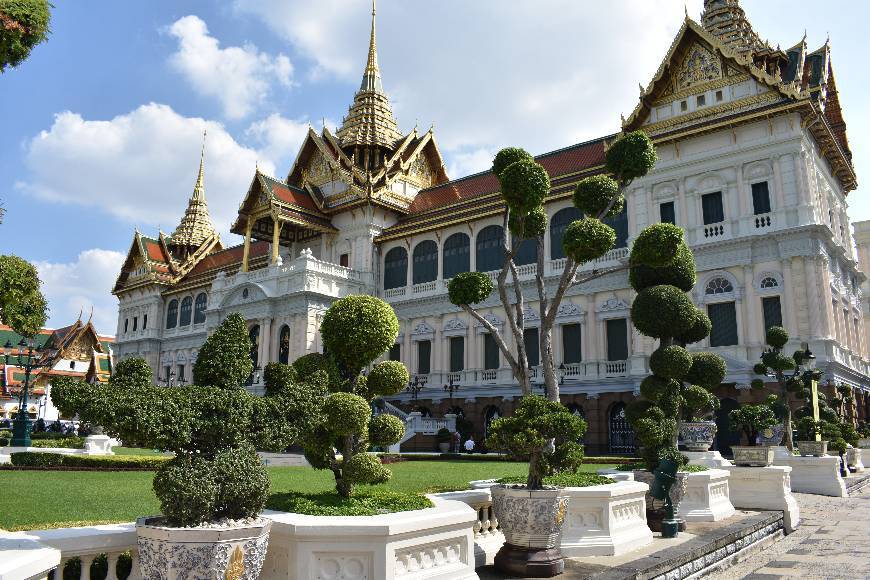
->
(369, 414, 405, 447)
(492, 147, 533, 178)
(572, 175, 623, 217)
(499, 159, 550, 215)
(366, 360, 410, 398)
(675, 309, 712, 345)
(320, 295, 400, 378)
(562, 217, 616, 263)
(649, 345, 693, 380)
(686, 352, 727, 389)
(604, 131, 657, 182)
(631, 285, 697, 339)
(193, 312, 253, 389)
(765, 326, 789, 349)
(111, 357, 154, 388)
(448, 271, 493, 305)
(508, 206, 547, 239)
(629, 243, 696, 293)
(630, 223, 684, 268)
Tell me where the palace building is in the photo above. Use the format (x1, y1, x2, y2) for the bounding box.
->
(113, 0, 870, 453)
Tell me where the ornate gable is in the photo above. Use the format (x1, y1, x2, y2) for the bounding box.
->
(675, 42, 722, 91)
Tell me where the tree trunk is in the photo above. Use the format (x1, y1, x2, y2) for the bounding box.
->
(527, 451, 543, 489)
(783, 409, 794, 452)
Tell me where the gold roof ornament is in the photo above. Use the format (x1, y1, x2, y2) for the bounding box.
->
(171, 130, 218, 249)
(701, 0, 766, 55)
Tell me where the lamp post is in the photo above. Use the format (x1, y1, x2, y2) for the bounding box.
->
(529, 363, 546, 397)
(407, 375, 426, 401)
(159, 368, 176, 387)
(799, 343, 820, 442)
(558, 363, 566, 387)
(5, 337, 49, 447)
(443, 375, 460, 402)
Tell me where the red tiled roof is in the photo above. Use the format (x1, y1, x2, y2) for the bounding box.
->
(145, 240, 168, 262)
(187, 241, 269, 277)
(271, 182, 320, 212)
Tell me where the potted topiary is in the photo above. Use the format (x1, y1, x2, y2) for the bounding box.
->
(678, 384, 720, 452)
(436, 427, 452, 453)
(729, 397, 779, 466)
(794, 417, 828, 457)
(52, 313, 290, 579)
(485, 395, 586, 577)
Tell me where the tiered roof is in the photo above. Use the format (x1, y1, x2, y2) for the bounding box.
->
(171, 135, 218, 251)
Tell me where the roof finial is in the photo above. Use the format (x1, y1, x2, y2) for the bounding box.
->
(684, 3, 688, 19)
(193, 129, 206, 199)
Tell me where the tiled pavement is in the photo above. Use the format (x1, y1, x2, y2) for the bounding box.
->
(709, 484, 870, 579)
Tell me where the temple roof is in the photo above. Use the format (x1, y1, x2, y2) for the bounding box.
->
(171, 133, 218, 250)
(701, 0, 767, 55)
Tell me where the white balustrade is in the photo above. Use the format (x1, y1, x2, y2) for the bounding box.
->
(412, 280, 438, 294)
(700, 221, 728, 241)
(515, 263, 537, 277)
(480, 369, 497, 382)
(753, 212, 773, 230)
(602, 360, 628, 376)
(429, 489, 503, 567)
(384, 286, 407, 298)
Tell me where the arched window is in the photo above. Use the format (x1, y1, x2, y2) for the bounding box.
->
(603, 206, 629, 249)
(608, 402, 636, 453)
(443, 233, 470, 279)
(484, 406, 502, 440)
(278, 325, 291, 365)
(384, 247, 408, 290)
(179, 297, 193, 326)
(166, 300, 178, 329)
(193, 293, 207, 324)
(412, 240, 438, 284)
(705, 277, 734, 295)
(476, 225, 504, 272)
(514, 237, 538, 266)
(550, 207, 583, 259)
(760, 276, 779, 289)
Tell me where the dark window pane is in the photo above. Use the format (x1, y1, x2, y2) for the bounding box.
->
(762, 296, 782, 332)
(702, 191, 724, 225)
(484, 334, 499, 370)
(562, 323, 582, 364)
(514, 237, 538, 266)
(248, 325, 260, 372)
(124, 319, 129, 333)
(166, 300, 178, 329)
(389, 344, 401, 361)
(384, 247, 408, 290)
(751, 182, 771, 215)
(339, 253, 349, 267)
(606, 318, 628, 361)
(179, 297, 192, 326)
(132, 317, 138, 331)
(603, 206, 629, 248)
(412, 240, 438, 284)
(417, 340, 431, 374)
(660, 201, 675, 224)
(143, 314, 147, 330)
(450, 336, 465, 372)
(194, 293, 207, 324)
(476, 225, 505, 272)
(708, 302, 738, 346)
(550, 207, 583, 260)
(443, 233, 470, 279)
(278, 325, 291, 364)
(523, 328, 539, 367)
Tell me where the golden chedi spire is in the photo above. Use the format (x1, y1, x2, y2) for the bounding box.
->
(336, 0, 403, 153)
(701, 0, 766, 55)
(172, 130, 217, 251)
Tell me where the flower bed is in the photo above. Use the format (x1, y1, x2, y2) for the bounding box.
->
(8, 452, 170, 470)
(266, 490, 432, 516)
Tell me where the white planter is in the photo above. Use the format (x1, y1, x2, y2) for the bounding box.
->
(731, 446, 775, 467)
(772, 454, 847, 497)
(261, 497, 478, 580)
(679, 469, 735, 522)
(0, 537, 61, 580)
(633, 470, 689, 517)
(83, 434, 114, 455)
(684, 450, 732, 468)
(559, 481, 652, 557)
(846, 448, 864, 472)
(858, 438, 870, 449)
(136, 517, 271, 580)
(724, 465, 800, 533)
(490, 485, 567, 551)
(796, 440, 828, 457)
(678, 421, 717, 452)
(596, 468, 635, 482)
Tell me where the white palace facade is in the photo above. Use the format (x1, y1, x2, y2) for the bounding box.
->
(113, 0, 870, 453)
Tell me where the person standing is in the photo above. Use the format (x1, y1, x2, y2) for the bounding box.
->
(453, 430, 461, 453)
(464, 435, 475, 454)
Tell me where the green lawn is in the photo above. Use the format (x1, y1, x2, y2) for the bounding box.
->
(0, 461, 613, 531)
(111, 447, 169, 456)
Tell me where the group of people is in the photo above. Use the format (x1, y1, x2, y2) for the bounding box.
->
(452, 430, 476, 453)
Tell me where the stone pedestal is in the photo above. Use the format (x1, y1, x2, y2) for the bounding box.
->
(684, 451, 733, 468)
(83, 434, 114, 455)
(724, 465, 800, 533)
(846, 448, 864, 473)
(772, 454, 847, 497)
(680, 469, 736, 523)
(596, 469, 634, 482)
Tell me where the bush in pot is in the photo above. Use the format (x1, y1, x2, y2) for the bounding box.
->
(484, 394, 586, 577)
(728, 397, 779, 466)
(51, 313, 290, 580)
(436, 427, 452, 452)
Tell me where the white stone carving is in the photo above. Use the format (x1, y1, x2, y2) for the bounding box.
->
(556, 302, 583, 318)
(772, 453, 847, 497)
(598, 298, 630, 313)
(412, 321, 435, 336)
(725, 465, 800, 533)
(444, 318, 467, 332)
(679, 469, 736, 523)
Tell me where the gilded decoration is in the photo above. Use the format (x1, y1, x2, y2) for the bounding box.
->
(306, 148, 334, 186)
(676, 43, 722, 90)
(408, 154, 434, 189)
(643, 90, 781, 134)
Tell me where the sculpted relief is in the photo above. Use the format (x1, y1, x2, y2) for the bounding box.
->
(676, 43, 722, 91)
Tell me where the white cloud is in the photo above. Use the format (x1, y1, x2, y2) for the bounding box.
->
(34, 249, 126, 334)
(245, 113, 312, 174)
(167, 15, 293, 120)
(447, 147, 494, 180)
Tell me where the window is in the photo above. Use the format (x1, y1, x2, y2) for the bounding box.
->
(412, 240, 438, 284)
(248, 325, 260, 372)
(132, 317, 138, 332)
(562, 323, 582, 364)
(715, 90, 723, 102)
(194, 293, 207, 324)
(69, 360, 75, 370)
(177, 364, 185, 382)
(179, 297, 193, 326)
(524, 328, 540, 367)
(384, 247, 408, 290)
(484, 334, 499, 370)
(659, 201, 675, 224)
(762, 296, 783, 331)
(760, 276, 779, 289)
(389, 344, 401, 361)
(603, 206, 629, 248)
(124, 319, 129, 334)
(705, 277, 734, 295)
(751, 182, 771, 215)
(163, 365, 171, 383)
(514, 237, 538, 266)
(702, 192, 724, 225)
(708, 302, 738, 346)
(143, 314, 147, 330)
(278, 325, 291, 365)
(443, 233, 470, 279)
(550, 207, 582, 260)
(606, 319, 629, 361)
(339, 253, 349, 267)
(476, 225, 504, 272)
(680, 100, 688, 112)
(450, 337, 465, 372)
(697, 94, 706, 107)
(166, 300, 178, 329)
(417, 340, 431, 374)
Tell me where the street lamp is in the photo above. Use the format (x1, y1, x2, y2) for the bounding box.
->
(4, 337, 49, 447)
(443, 375, 460, 402)
(529, 362, 546, 397)
(407, 375, 426, 401)
(558, 363, 567, 387)
(159, 368, 176, 387)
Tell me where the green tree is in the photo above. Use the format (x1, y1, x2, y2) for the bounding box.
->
(0, 0, 51, 72)
(292, 295, 408, 497)
(447, 132, 657, 400)
(0, 254, 48, 337)
(729, 397, 778, 446)
(625, 224, 726, 471)
(193, 312, 253, 389)
(110, 357, 153, 388)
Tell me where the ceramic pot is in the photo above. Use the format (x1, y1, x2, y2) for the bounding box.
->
(136, 517, 271, 580)
(758, 423, 785, 446)
(796, 440, 828, 457)
(679, 421, 717, 452)
(731, 445, 775, 467)
(438, 442, 450, 453)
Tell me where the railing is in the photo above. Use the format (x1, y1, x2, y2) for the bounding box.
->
(377, 399, 409, 420)
(405, 412, 456, 435)
(515, 263, 537, 277)
(481, 369, 497, 382)
(384, 287, 407, 298)
(754, 212, 773, 229)
(447, 372, 462, 384)
(702, 222, 726, 239)
(429, 489, 503, 567)
(412, 281, 438, 294)
(602, 360, 628, 376)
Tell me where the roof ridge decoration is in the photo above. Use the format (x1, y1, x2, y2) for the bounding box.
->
(701, 0, 766, 55)
(171, 130, 219, 250)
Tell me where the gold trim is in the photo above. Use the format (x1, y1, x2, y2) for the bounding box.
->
(643, 91, 782, 133)
(652, 73, 750, 106)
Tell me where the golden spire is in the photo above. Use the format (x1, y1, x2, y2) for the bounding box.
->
(193, 129, 206, 201)
(171, 130, 217, 251)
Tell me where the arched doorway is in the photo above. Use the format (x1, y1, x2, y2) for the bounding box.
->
(483, 406, 502, 440)
(567, 403, 587, 444)
(714, 397, 741, 455)
(608, 402, 635, 454)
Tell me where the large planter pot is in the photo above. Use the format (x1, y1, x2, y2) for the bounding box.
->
(136, 517, 271, 580)
(759, 423, 785, 446)
(796, 440, 828, 457)
(438, 442, 451, 453)
(731, 445, 775, 467)
(490, 485, 569, 578)
(678, 421, 717, 452)
(858, 438, 870, 449)
(846, 447, 864, 472)
(632, 470, 689, 532)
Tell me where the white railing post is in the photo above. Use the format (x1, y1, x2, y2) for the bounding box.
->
(79, 554, 95, 580)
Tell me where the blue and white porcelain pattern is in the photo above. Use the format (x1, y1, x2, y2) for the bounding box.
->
(490, 486, 569, 549)
(759, 423, 785, 446)
(678, 421, 717, 452)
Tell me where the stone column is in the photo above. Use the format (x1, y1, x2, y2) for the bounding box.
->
(781, 258, 798, 337)
(817, 259, 836, 340)
(260, 317, 272, 367)
(772, 155, 785, 209)
(804, 257, 823, 339)
(743, 265, 760, 345)
(736, 164, 749, 218)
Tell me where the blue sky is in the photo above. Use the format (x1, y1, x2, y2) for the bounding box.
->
(2, 0, 868, 334)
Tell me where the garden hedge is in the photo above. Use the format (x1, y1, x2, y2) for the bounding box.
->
(9, 452, 171, 469)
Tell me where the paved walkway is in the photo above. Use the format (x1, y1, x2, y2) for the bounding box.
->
(710, 485, 870, 579)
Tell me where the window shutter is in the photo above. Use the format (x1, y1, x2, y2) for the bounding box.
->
(523, 328, 540, 367)
(417, 340, 431, 374)
(484, 334, 499, 370)
(708, 302, 738, 346)
(562, 324, 582, 363)
(659, 201, 675, 224)
(449, 337, 464, 372)
(702, 192, 724, 225)
(606, 319, 628, 361)
(751, 182, 771, 215)
(761, 296, 782, 331)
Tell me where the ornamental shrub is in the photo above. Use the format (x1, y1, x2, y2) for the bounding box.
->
(631, 223, 684, 268)
(682, 385, 719, 421)
(674, 309, 711, 345)
(111, 357, 154, 388)
(629, 243, 696, 293)
(193, 312, 252, 389)
(765, 326, 789, 349)
(0, 0, 52, 72)
(290, 353, 340, 388)
(0, 254, 48, 336)
(729, 402, 778, 445)
(562, 217, 616, 263)
(508, 206, 547, 239)
(342, 452, 390, 486)
(323, 392, 371, 437)
(153, 455, 217, 527)
(369, 414, 405, 446)
(448, 271, 493, 305)
(320, 295, 399, 378)
(685, 352, 727, 389)
(631, 285, 697, 339)
(211, 443, 270, 520)
(604, 131, 657, 182)
(572, 175, 623, 218)
(492, 147, 533, 177)
(366, 360, 409, 397)
(649, 345, 692, 380)
(498, 159, 550, 215)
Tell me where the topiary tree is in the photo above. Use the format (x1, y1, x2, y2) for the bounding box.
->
(625, 224, 727, 471)
(485, 395, 586, 489)
(729, 397, 778, 446)
(448, 131, 657, 399)
(51, 314, 291, 526)
(110, 357, 154, 388)
(193, 312, 253, 389)
(0, 254, 48, 337)
(0, 0, 51, 72)
(292, 295, 408, 497)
